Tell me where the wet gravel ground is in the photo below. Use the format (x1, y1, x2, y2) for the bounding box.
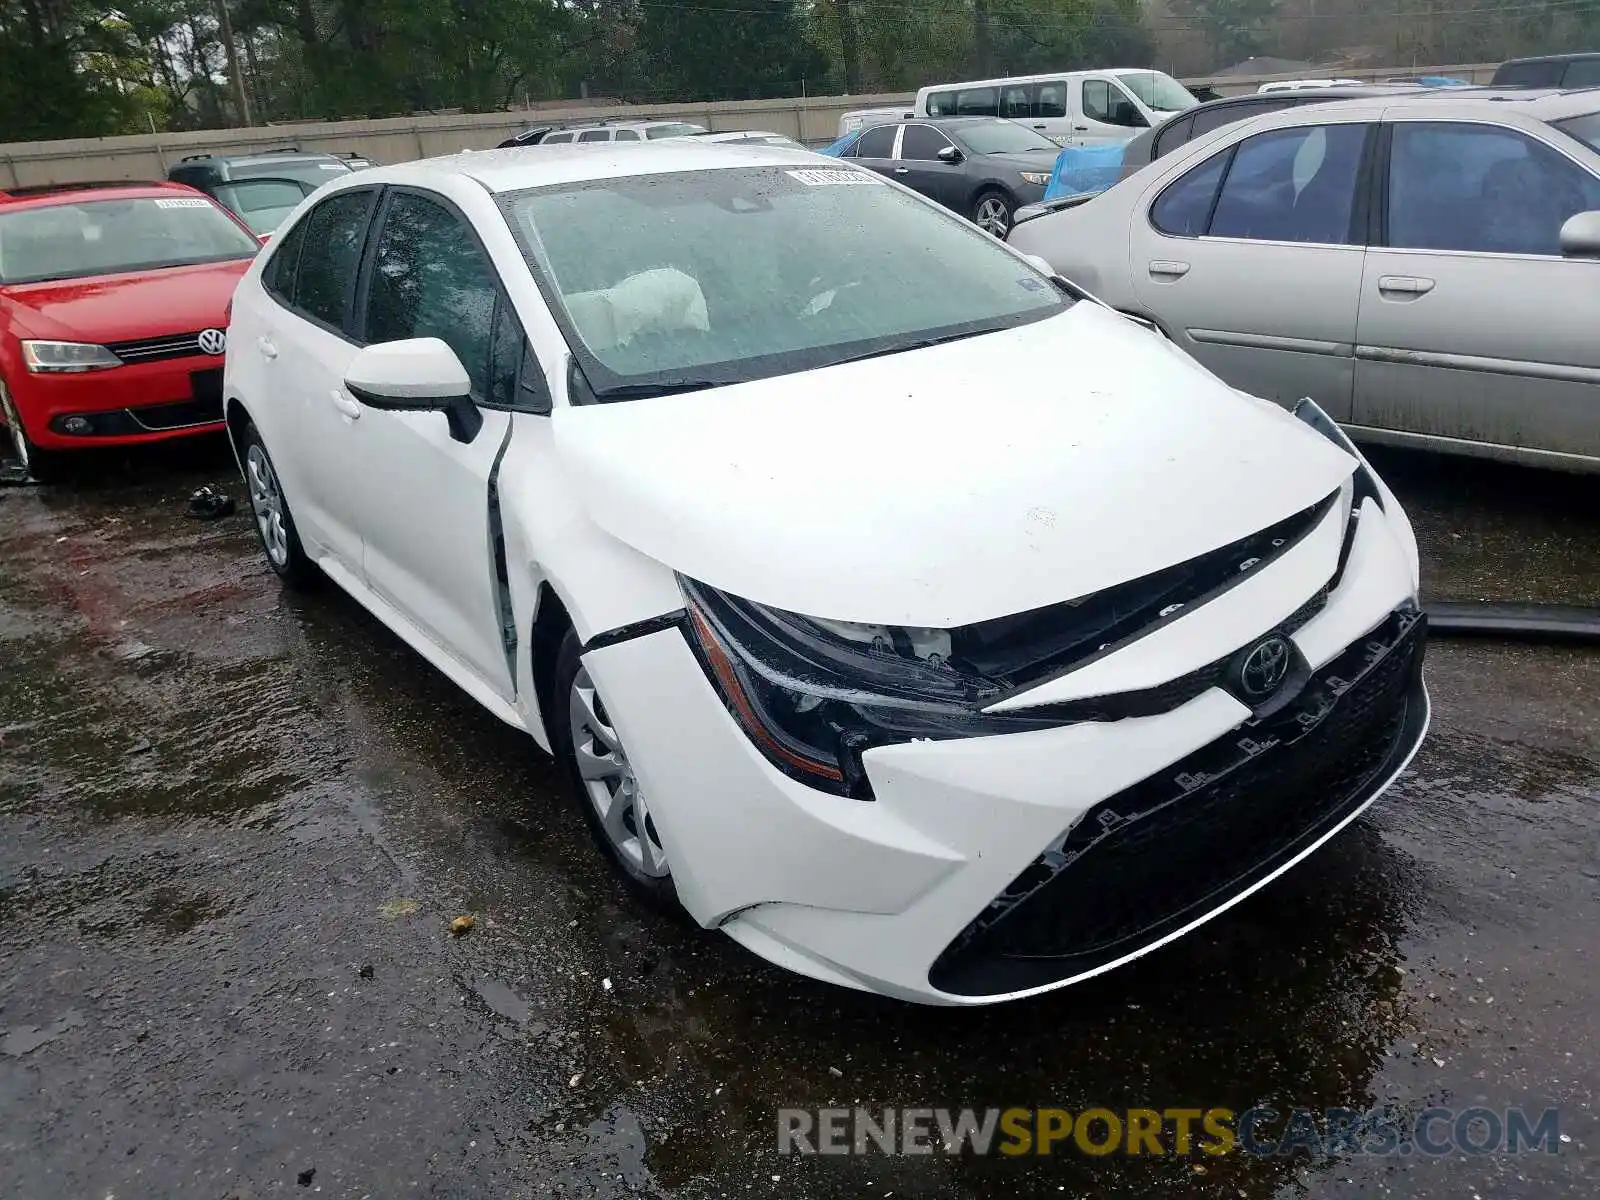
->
(1, 438, 1596, 1199)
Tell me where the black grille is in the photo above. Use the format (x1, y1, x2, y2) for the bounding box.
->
(106, 331, 213, 364)
(128, 395, 223, 431)
(1028, 585, 1332, 724)
(962, 490, 1340, 697)
(930, 607, 1427, 997)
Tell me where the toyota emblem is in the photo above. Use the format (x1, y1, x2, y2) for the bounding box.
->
(1237, 636, 1291, 700)
(197, 328, 228, 356)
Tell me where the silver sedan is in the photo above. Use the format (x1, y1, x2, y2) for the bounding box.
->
(1008, 89, 1600, 473)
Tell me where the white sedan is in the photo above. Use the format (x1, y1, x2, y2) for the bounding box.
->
(223, 141, 1429, 1005)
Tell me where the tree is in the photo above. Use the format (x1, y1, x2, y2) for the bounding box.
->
(1166, 0, 1278, 66)
(637, 0, 826, 101)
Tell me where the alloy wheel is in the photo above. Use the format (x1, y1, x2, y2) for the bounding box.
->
(975, 196, 1010, 237)
(568, 665, 669, 878)
(245, 444, 290, 567)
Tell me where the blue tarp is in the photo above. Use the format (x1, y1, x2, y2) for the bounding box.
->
(818, 131, 861, 157)
(1042, 143, 1126, 202)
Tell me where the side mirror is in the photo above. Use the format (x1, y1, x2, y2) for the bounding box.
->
(936, 144, 963, 164)
(1020, 252, 1055, 276)
(1560, 210, 1600, 259)
(344, 337, 483, 444)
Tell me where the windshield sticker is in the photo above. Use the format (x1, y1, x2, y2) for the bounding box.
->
(1017, 277, 1047, 292)
(786, 168, 880, 187)
(154, 197, 212, 209)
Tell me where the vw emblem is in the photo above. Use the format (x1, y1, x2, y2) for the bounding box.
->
(197, 328, 227, 356)
(1237, 635, 1292, 700)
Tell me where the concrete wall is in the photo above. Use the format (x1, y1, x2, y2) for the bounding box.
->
(0, 64, 1505, 187)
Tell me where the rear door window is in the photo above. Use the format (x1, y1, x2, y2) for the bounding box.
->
(1151, 113, 1197, 159)
(577, 129, 610, 143)
(1563, 59, 1600, 87)
(926, 91, 956, 117)
(956, 88, 998, 117)
(613, 129, 640, 141)
(1208, 124, 1367, 244)
(1001, 86, 1031, 120)
(1034, 82, 1068, 119)
(543, 132, 573, 144)
(1150, 150, 1229, 236)
(850, 125, 898, 159)
(283, 189, 374, 330)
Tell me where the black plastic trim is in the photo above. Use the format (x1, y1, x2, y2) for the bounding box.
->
(584, 610, 688, 654)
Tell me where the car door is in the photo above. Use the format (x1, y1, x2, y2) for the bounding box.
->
(1030, 79, 1071, 142)
(1352, 118, 1600, 459)
(842, 123, 900, 178)
(1074, 77, 1150, 147)
(1128, 118, 1373, 419)
(346, 187, 537, 698)
(893, 123, 964, 210)
(257, 187, 378, 572)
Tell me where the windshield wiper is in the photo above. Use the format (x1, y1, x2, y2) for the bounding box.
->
(588, 378, 733, 401)
(823, 327, 1003, 369)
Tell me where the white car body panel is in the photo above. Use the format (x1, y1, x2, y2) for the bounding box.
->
(224, 142, 1428, 1005)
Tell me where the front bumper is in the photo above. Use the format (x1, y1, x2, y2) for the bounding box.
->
(579, 493, 1426, 1005)
(6, 356, 225, 449)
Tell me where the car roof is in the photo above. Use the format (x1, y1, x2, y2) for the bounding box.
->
(1279, 85, 1600, 121)
(176, 149, 349, 168)
(0, 180, 207, 210)
(374, 140, 824, 194)
(1499, 52, 1600, 66)
(919, 68, 1161, 91)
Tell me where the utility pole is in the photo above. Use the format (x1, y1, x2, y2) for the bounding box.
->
(215, 0, 253, 127)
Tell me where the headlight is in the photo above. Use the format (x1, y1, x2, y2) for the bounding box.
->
(1020, 171, 1052, 186)
(21, 340, 123, 373)
(681, 578, 1024, 798)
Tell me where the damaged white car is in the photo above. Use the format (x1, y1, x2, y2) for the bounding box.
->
(223, 142, 1429, 1005)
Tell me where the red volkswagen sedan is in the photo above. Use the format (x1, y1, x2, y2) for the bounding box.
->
(0, 182, 261, 477)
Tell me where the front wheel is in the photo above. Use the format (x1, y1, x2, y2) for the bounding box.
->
(552, 628, 678, 909)
(972, 190, 1015, 238)
(241, 422, 317, 589)
(0, 379, 61, 484)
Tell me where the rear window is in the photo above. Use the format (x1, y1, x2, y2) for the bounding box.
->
(646, 123, 704, 140)
(1564, 60, 1600, 88)
(231, 159, 353, 188)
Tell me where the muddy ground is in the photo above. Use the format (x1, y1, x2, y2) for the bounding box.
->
(1, 439, 1595, 1199)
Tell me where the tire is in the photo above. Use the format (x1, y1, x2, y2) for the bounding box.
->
(551, 627, 679, 910)
(240, 421, 317, 589)
(971, 189, 1015, 238)
(0, 378, 63, 484)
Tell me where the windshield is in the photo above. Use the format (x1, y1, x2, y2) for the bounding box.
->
(1554, 112, 1600, 153)
(0, 196, 259, 284)
(498, 165, 1066, 399)
(212, 179, 310, 234)
(953, 121, 1060, 155)
(1114, 70, 1199, 113)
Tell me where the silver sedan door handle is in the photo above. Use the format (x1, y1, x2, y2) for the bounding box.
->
(893, 167, 909, 175)
(1377, 275, 1435, 297)
(257, 336, 278, 360)
(1148, 260, 1191, 280)
(330, 390, 362, 420)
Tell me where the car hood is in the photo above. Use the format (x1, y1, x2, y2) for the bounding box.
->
(552, 303, 1356, 628)
(1, 258, 251, 342)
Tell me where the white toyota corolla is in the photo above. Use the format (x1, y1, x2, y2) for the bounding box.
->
(223, 141, 1429, 1005)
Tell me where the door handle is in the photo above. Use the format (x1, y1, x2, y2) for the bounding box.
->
(893, 167, 909, 175)
(1377, 275, 1435, 296)
(1032, 123, 1047, 130)
(1148, 260, 1191, 279)
(1073, 124, 1089, 132)
(257, 336, 278, 360)
(330, 390, 362, 420)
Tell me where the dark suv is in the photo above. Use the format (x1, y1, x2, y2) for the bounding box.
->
(1492, 53, 1600, 88)
(167, 148, 372, 236)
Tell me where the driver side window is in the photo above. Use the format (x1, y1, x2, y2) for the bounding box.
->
(1083, 80, 1146, 128)
(361, 191, 534, 407)
(900, 124, 954, 161)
